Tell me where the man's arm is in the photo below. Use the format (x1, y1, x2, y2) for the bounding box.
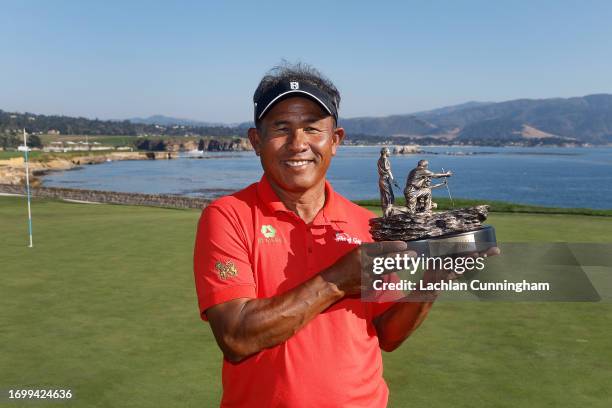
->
(206, 274, 343, 363)
(432, 170, 453, 178)
(373, 296, 436, 352)
(384, 157, 395, 181)
(206, 241, 408, 363)
(430, 180, 447, 189)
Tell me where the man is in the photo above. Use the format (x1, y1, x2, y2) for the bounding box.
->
(404, 159, 452, 214)
(377, 147, 400, 217)
(193, 63, 497, 407)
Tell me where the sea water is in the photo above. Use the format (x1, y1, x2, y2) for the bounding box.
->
(42, 146, 612, 209)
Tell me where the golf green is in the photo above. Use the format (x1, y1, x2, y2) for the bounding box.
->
(1, 196, 611, 407)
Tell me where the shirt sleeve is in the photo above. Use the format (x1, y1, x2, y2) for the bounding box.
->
(193, 205, 256, 321)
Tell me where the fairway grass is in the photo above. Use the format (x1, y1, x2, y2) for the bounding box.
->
(1, 196, 611, 407)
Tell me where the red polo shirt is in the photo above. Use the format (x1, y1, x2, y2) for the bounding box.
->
(193, 175, 394, 408)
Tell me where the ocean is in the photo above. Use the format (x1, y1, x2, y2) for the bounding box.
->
(42, 146, 612, 209)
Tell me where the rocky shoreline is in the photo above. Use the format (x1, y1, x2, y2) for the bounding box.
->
(0, 151, 172, 186)
(0, 183, 209, 209)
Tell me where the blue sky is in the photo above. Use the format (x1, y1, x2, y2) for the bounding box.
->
(1, 0, 611, 123)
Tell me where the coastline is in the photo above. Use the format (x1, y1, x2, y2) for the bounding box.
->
(2, 182, 610, 215)
(343, 143, 608, 148)
(7, 145, 610, 210)
(0, 151, 173, 185)
(0, 183, 208, 209)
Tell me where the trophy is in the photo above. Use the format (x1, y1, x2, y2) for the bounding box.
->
(370, 148, 496, 257)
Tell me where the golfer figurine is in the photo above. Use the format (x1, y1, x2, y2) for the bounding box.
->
(377, 147, 400, 217)
(404, 160, 452, 214)
(371, 158, 496, 256)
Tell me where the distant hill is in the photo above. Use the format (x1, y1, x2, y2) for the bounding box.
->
(127, 115, 226, 127)
(451, 94, 612, 144)
(3, 94, 611, 145)
(339, 114, 439, 136)
(340, 94, 612, 144)
(411, 101, 495, 117)
(0, 110, 242, 138)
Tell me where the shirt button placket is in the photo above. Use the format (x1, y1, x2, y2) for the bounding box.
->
(306, 226, 314, 272)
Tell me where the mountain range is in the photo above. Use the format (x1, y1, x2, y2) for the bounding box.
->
(129, 94, 612, 144)
(3, 94, 611, 145)
(127, 114, 226, 127)
(338, 94, 612, 144)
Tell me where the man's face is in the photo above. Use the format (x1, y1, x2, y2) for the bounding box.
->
(248, 96, 345, 193)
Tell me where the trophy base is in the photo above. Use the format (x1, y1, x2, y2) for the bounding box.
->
(405, 225, 497, 257)
(370, 205, 491, 242)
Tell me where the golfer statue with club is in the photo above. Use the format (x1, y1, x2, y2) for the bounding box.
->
(377, 147, 401, 217)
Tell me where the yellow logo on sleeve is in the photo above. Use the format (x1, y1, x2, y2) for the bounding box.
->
(215, 260, 239, 280)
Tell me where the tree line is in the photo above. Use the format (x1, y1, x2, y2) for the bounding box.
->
(0, 110, 243, 138)
(1, 134, 42, 149)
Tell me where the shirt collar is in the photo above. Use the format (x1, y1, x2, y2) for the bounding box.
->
(256, 174, 349, 225)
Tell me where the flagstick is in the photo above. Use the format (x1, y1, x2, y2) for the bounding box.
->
(23, 129, 33, 248)
(442, 167, 455, 209)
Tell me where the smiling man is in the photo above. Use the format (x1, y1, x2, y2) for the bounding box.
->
(193, 63, 440, 407)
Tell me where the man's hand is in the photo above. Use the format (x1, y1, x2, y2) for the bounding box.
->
(322, 241, 416, 296)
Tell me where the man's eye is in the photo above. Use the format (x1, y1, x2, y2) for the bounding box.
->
(304, 127, 320, 133)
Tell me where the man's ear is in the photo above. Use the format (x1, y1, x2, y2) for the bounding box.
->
(331, 127, 345, 156)
(247, 127, 262, 156)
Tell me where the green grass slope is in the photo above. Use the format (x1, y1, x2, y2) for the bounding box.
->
(1, 196, 611, 407)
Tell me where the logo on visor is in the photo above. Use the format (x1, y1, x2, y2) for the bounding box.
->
(290, 81, 299, 90)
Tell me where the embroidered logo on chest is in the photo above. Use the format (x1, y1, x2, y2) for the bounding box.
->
(261, 225, 276, 238)
(258, 224, 284, 244)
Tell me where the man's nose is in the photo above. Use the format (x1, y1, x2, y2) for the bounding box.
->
(287, 128, 309, 152)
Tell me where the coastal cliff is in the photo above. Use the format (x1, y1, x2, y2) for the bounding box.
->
(165, 138, 253, 152)
(0, 136, 253, 186)
(0, 152, 161, 185)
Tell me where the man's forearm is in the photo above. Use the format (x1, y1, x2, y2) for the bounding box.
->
(214, 273, 344, 362)
(208, 242, 409, 362)
(373, 300, 434, 352)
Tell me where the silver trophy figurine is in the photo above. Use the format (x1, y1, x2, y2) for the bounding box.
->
(371, 151, 496, 256)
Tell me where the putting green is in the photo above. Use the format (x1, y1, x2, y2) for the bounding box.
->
(1, 196, 611, 407)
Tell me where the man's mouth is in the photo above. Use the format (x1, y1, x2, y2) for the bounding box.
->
(283, 160, 314, 168)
